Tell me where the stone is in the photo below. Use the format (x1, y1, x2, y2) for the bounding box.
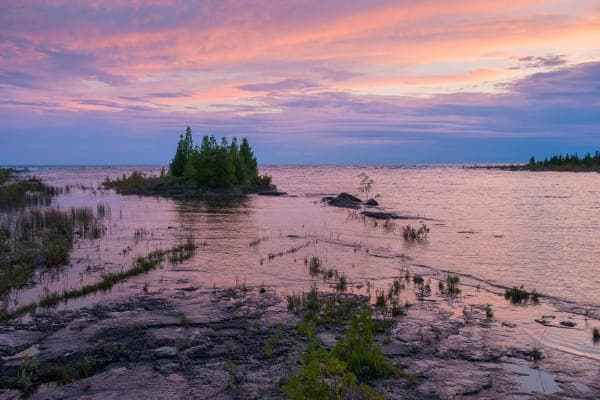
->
(154, 346, 178, 358)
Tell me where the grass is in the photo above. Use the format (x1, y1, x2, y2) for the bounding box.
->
(17, 355, 38, 394)
(375, 290, 386, 308)
(0, 167, 17, 185)
(0, 178, 60, 211)
(445, 275, 461, 296)
(167, 237, 197, 263)
(504, 286, 540, 304)
(249, 236, 268, 247)
(263, 327, 282, 359)
(532, 347, 542, 362)
(403, 223, 429, 240)
(282, 347, 385, 400)
(283, 309, 395, 399)
(309, 256, 322, 275)
(282, 286, 402, 399)
(1, 241, 198, 320)
(268, 241, 312, 262)
(333, 309, 397, 378)
(41, 358, 93, 385)
(388, 278, 404, 297)
(0, 205, 108, 299)
(285, 285, 320, 314)
(485, 304, 494, 319)
(179, 311, 191, 327)
(335, 274, 348, 292)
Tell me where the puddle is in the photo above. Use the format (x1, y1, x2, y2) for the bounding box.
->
(504, 363, 559, 394)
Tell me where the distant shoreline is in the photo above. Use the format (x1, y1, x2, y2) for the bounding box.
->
(469, 164, 600, 172)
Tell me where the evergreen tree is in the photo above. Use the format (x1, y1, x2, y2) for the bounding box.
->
(169, 128, 269, 188)
(169, 126, 194, 177)
(229, 137, 245, 185)
(240, 138, 258, 182)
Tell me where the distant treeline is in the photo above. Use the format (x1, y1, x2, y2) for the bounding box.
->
(170, 127, 271, 188)
(528, 151, 600, 171)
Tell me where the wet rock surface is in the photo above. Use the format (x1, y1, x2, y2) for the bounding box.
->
(362, 210, 434, 221)
(0, 285, 598, 399)
(324, 192, 363, 209)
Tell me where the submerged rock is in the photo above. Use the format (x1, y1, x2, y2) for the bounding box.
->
(257, 190, 287, 196)
(325, 192, 363, 208)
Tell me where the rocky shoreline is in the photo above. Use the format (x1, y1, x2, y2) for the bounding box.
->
(1, 273, 598, 399)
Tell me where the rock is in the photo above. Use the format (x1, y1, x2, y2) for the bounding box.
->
(0, 389, 22, 400)
(326, 192, 363, 209)
(257, 190, 287, 196)
(364, 198, 378, 206)
(559, 321, 576, 328)
(337, 192, 361, 202)
(154, 346, 178, 358)
(167, 373, 186, 383)
(361, 211, 395, 220)
(179, 286, 199, 292)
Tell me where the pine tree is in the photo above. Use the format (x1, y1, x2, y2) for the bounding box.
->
(240, 138, 258, 182)
(169, 126, 194, 177)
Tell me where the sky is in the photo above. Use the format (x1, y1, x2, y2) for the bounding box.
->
(1, 0, 599, 165)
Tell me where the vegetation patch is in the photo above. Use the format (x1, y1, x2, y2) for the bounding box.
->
(0, 178, 60, 211)
(1, 241, 198, 320)
(282, 347, 385, 400)
(0, 206, 107, 298)
(402, 223, 429, 240)
(504, 287, 540, 304)
(103, 127, 274, 197)
(283, 308, 395, 399)
(0, 168, 19, 185)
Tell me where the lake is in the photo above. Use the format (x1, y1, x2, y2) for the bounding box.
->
(8, 165, 598, 311)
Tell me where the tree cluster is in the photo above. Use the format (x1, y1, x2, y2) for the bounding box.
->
(529, 151, 600, 170)
(169, 127, 271, 188)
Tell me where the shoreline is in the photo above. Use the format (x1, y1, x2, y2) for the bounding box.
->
(1, 267, 598, 398)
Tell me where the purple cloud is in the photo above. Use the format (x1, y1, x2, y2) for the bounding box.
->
(238, 79, 320, 92)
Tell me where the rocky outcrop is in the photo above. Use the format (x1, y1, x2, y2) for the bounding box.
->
(323, 192, 363, 209)
(257, 190, 287, 196)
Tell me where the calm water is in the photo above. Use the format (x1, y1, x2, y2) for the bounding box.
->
(5, 165, 600, 312)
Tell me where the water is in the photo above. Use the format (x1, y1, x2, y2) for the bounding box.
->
(4, 165, 600, 311)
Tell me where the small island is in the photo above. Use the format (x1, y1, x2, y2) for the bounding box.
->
(103, 127, 276, 198)
(473, 151, 600, 172)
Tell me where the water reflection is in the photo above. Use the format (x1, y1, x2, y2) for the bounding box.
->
(7, 165, 600, 311)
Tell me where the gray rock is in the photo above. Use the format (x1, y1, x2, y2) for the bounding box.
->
(326, 192, 363, 209)
(154, 346, 178, 358)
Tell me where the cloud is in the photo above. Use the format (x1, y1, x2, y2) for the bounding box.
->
(148, 91, 190, 98)
(0, 1, 599, 163)
(515, 54, 568, 69)
(238, 79, 320, 93)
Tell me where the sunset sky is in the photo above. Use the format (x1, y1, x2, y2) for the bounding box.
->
(1, 0, 599, 164)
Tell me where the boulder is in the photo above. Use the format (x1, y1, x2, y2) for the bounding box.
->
(364, 198, 379, 206)
(336, 192, 362, 202)
(326, 192, 363, 209)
